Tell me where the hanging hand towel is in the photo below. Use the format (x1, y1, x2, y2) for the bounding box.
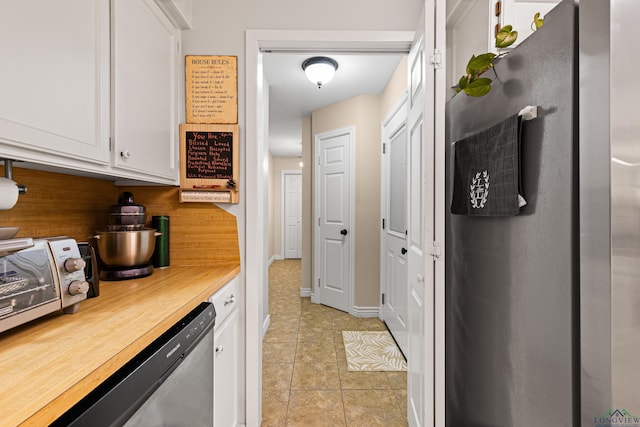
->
(451, 114, 525, 216)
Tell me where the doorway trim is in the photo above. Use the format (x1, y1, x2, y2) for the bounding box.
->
(246, 29, 414, 427)
(313, 126, 355, 312)
(281, 169, 302, 259)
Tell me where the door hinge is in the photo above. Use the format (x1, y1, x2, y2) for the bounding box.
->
(318, 217, 321, 227)
(318, 278, 321, 289)
(382, 143, 386, 154)
(109, 136, 112, 151)
(429, 241, 442, 261)
(317, 156, 321, 166)
(382, 293, 385, 305)
(429, 49, 443, 69)
(382, 218, 385, 230)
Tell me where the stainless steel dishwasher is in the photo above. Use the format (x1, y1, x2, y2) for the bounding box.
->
(51, 302, 216, 427)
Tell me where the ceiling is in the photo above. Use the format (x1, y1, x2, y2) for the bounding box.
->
(263, 52, 406, 157)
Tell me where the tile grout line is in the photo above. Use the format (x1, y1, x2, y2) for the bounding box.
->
(329, 310, 349, 426)
(283, 305, 300, 427)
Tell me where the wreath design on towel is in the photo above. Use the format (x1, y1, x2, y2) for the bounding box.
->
(470, 170, 490, 209)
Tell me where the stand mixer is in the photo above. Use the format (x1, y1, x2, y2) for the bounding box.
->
(93, 192, 160, 281)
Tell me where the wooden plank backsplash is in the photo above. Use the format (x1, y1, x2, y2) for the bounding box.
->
(0, 167, 240, 267)
(119, 186, 240, 266)
(0, 167, 118, 240)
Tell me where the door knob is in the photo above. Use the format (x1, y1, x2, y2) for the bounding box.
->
(401, 247, 407, 254)
(340, 229, 348, 236)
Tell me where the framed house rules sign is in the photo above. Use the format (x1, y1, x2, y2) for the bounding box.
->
(185, 55, 238, 124)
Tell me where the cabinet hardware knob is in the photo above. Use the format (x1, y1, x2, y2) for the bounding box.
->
(224, 294, 236, 306)
(215, 346, 224, 355)
(120, 150, 131, 159)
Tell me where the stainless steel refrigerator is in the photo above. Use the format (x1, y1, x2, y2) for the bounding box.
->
(445, 0, 640, 425)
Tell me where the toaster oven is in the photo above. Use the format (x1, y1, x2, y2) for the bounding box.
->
(0, 237, 89, 334)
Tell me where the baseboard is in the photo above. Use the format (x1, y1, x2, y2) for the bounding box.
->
(268, 254, 285, 266)
(262, 314, 271, 338)
(352, 306, 379, 318)
(299, 288, 311, 297)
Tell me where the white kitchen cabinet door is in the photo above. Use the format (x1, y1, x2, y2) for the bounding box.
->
(213, 308, 239, 427)
(494, 0, 560, 50)
(155, 0, 192, 29)
(446, 0, 491, 97)
(111, 0, 179, 184)
(0, 0, 110, 167)
(446, 0, 559, 95)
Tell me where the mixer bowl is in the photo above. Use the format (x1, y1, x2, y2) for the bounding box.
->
(0, 226, 19, 240)
(93, 228, 161, 267)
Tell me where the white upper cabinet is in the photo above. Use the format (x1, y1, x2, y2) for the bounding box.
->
(0, 0, 110, 168)
(111, 0, 180, 184)
(155, 0, 192, 29)
(446, 0, 491, 96)
(446, 0, 560, 96)
(493, 0, 560, 50)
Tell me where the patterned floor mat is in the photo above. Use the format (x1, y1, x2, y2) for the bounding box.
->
(342, 330, 407, 371)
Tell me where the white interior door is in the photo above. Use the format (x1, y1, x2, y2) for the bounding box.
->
(407, 0, 445, 425)
(315, 127, 353, 313)
(381, 94, 409, 357)
(284, 172, 302, 259)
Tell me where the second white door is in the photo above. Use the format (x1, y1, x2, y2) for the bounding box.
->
(315, 127, 353, 313)
(283, 172, 302, 259)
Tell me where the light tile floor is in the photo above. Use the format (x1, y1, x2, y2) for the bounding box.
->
(262, 259, 408, 427)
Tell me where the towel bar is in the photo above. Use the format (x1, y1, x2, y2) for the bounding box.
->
(518, 105, 538, 121)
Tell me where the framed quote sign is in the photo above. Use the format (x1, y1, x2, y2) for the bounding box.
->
(179, 123, 239, 203)
(185, 55, 238, 124)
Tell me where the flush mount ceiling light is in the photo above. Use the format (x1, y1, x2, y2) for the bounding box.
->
(302, 56, 338, 89)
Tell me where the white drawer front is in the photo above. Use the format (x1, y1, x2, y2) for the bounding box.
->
(209, 276, 239, 327)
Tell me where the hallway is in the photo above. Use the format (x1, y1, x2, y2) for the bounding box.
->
(261, 259, 408, 426)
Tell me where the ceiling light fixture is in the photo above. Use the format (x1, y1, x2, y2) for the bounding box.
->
(302, 56, 338, 89)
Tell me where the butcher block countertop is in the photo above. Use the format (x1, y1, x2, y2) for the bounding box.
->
(0, 263, 241, 427)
